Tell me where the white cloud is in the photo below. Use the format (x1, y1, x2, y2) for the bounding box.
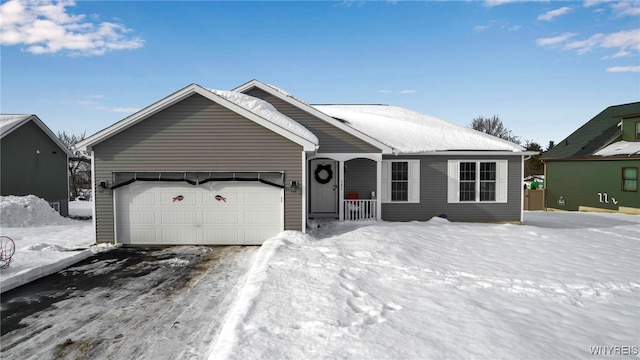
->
(606, 65, 640, 72)
(610, 1, 640, 16)
(536, 29, 639, 59)
(0, 0, 143, 56)
(584, 0, 640, 16)
(483, 0, 521, 7)
(565, 29, 640, 56)
(377, 89, 417, 95)
(537, 7, 573, 21)
(474, 19, 521, 33)
(535, 32, 577, 46)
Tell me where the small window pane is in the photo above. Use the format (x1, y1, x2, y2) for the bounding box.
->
(392, 182, 408, 201)
(459, 182, 475, 201)
(622, 167, 638, 192)
(636, 121, 640, 140)
(480, 162, 496, 181)
(480, 182, 496, 201)
(460, 162, 476, 181)
(392, 162, 408, 181)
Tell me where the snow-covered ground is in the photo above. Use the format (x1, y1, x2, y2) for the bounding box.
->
(2, 195, 639, 359)
(0, 196, 108, 293)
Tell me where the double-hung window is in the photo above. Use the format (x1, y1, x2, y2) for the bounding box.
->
(381, 160, 420, 203)
(622, 167, 638, 192)
(448, 160, 508, 203)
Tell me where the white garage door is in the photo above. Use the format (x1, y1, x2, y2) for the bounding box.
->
(115, 181, 283, 245)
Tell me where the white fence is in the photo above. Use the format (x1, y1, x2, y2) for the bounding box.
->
(343, 199, 377, 221)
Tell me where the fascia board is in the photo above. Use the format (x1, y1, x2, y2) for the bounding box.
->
(233, 80, 394, 154)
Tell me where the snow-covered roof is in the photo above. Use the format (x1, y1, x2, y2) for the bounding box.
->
(594, 141, 640, 156)
(207, 90, 318, 146)
(0, 114, 32, 136)
(312, 105, 525, 154)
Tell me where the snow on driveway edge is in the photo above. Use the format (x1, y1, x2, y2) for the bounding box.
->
(206, 234, 288, 360)
(1, 249, 95, 293)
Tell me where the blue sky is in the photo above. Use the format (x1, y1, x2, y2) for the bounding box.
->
(1, 0, 639, 147)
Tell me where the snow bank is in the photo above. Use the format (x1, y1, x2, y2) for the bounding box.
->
(0, 195, 74, 227)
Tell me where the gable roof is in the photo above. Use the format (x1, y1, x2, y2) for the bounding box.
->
(542, 102, 640, 160)
(0, 114, 73, 157)
(233, 80, 394, 154)
(313, 104, 526, 154)
(76, 84, 319, 152)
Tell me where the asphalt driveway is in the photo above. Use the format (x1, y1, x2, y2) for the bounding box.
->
(1, 245, 258, 360)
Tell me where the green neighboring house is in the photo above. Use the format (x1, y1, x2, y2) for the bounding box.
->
(541, 102, 640, 214)
(0, 114, 73, 216)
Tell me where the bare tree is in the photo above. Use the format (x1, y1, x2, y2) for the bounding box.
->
(57, 131, 92, 200)
(470, 115, 521, 144)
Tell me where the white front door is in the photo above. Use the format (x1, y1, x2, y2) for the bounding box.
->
(310, 159, 338, 216)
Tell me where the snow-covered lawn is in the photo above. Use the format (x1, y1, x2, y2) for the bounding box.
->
(211, 212, 640, 360)
(2, 195, 639, 359)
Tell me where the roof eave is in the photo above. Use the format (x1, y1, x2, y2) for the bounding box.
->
(401, 150, 537, 156)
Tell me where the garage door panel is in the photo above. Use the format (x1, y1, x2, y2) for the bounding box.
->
(243, 192, 280, 206)
(203, 229, 241, 244)
(161, 210, 198, 225)
(244, 210, 281, 224)
(160, 191, 197, 205)
(131, 210, 155, 225)
(202, 210, 239, 225)
(116, 180, 282, 245)
(162, 229, 198, 243)
(130, 229, 157, 244)
(130, 191, 156, 206)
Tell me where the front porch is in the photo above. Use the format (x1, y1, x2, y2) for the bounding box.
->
(307, 154, 381, 222)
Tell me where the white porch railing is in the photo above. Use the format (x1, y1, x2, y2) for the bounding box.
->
(343, 199, 377, 221)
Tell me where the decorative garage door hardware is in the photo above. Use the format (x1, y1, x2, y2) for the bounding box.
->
(215, 195, 227, 202)
(110, 172, 285, 190)
(314, 163, 333, 184)
(172, 195, 184, 202)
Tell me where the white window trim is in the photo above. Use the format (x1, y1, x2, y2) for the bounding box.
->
(447, 160, 508, 203)
(381, 160, 420, 203)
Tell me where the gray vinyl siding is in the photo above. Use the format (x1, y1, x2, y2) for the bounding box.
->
(92, 94, 303, 243)
(344, 158, 377, 199)
(382, 155, 522, 223)
(243, 88, 380, 153)
(1, 120, 69, 216)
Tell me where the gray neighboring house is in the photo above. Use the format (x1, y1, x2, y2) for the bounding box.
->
(1, 114, 73, 216)
(77, 80, 534, 246)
